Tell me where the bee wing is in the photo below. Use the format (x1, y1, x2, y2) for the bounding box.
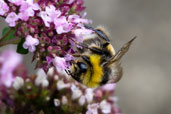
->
(104, 36, 137, 66)
(84, 24, 110, 41)
(104, 37, 136, 83)
(108, 63, 123, 83)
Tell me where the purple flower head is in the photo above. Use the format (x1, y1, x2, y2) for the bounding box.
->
(0, 50, 22, 87)
(0, 0, 9, 16)
(0, 0, 92, 72)
(23, 35, 39, 52)
(5, 12, 19, 27)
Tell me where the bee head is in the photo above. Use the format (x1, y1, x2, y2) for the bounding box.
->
(70, 60, 88, 74)
(70, 60, 88, 83)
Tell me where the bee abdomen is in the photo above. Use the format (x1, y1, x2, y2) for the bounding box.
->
(100, 67, 112, 85)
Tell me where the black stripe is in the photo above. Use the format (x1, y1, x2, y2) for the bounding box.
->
(100, 67, 111, 85)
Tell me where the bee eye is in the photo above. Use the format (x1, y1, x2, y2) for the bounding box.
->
(78, 62, 87, 73)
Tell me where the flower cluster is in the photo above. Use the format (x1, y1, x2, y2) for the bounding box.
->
(0, 0, 92, 72)
(0, 50, 121, 114)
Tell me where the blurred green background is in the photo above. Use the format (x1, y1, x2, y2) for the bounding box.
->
(0, 0, 171, 114)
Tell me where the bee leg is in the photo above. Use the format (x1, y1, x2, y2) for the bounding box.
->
(65, 69, 74, 77)
(84, 24, 110, 41)
(70, 38, 89, 49)
(65, 69, 71, 75)
(72, 54, 81, 57)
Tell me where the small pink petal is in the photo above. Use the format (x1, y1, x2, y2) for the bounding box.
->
(23, 35, 39, 52)
(53, 56, 67, 71)
(102, 83, 116, 91)
(0, 1, 9, 16)
(9, 0, 23, 6)
(39, 11, 52, 27)
(54, 16, 73, 34)
(5, 12, 19, 27)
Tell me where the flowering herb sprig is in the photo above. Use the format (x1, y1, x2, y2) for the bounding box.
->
(0, 0, 92, 72)
(0, 50, 121, 114)
(0, 0, 122, 113)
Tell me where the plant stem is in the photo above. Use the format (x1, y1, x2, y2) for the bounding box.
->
(0, 37, 21, 47)
(0, 28, 13, 42)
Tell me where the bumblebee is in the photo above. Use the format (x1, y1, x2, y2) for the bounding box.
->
(67, 25, 136, 88)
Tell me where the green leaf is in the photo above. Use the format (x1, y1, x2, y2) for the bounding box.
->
(1, 27, 16, 41)
(17, 38, 29, 54)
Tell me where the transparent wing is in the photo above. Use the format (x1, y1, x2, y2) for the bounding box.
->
(104, 36, 137, 66)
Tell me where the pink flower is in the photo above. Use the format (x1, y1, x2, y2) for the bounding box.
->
(5, 12, 19, 27)
(85, 88, 94, 103)
(39, 11, 52, 27)
(68, 14, 90, 24)
(39, 5, 61, 27)
(0, 0, 9, 16)
(9, 0, 23, 6)
(67, 0, 75, 4)
(79, 96, 86, 106)
(102, 83, 116, 91)
(86, 103, 99, 114)
(13, 76, 24, 90)
(35, 69, 49, 87)
(68, 14, 80, 23)
(100, 100, 112, 114)
(45, 5, 61, 21)
(0, 50, 22, 87)
(53, 56, 67, 71)
(73, 27, 93, 42)
(71, 84, 82, 100)
(57, 80, 70, 90)
(54, 99, 60, 107)
(78, 88, 93, 106)
(23, 35, 39, 52)
(18, 0, 40, 21)
(54, 16, 73, 34)
(61, 96, 68, 105)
